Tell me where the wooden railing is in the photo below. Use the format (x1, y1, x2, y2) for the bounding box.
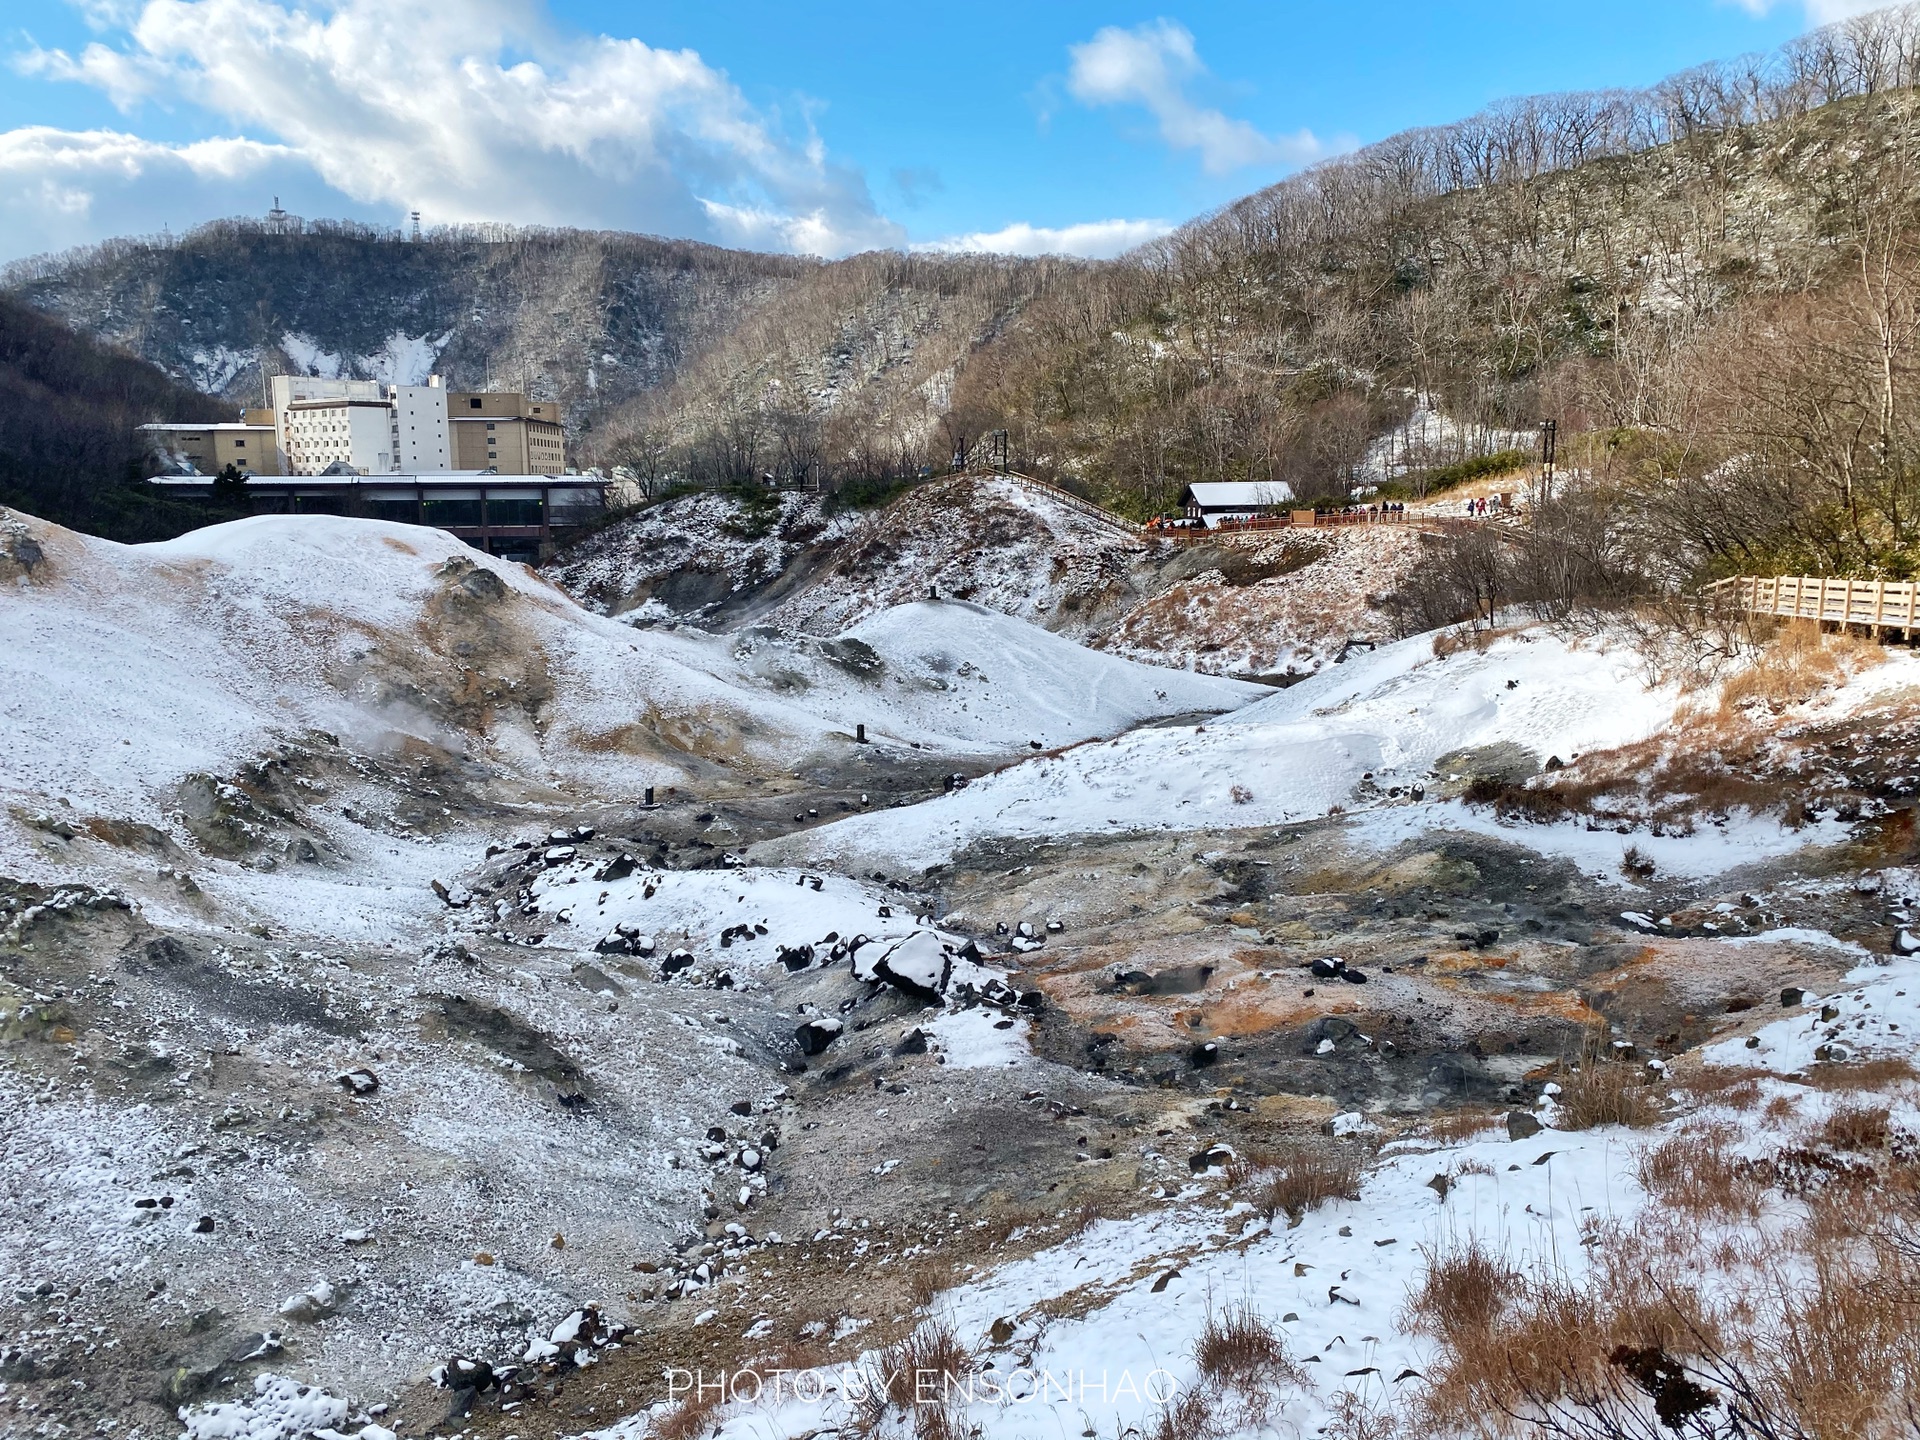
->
(1005, 473, 1145, 539)
(996, 471, 1485, 547)
(1702, 574, 1920, 631)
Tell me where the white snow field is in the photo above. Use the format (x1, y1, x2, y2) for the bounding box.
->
(725, 600, 1263, 752)
(0, 515, 1253, 881)
(765, 626, 1861, 879)
(761, 629, 1680, 869)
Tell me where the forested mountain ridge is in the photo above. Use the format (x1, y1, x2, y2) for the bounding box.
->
(1, 225, 818, 438)
(8, 3, 1920, 569)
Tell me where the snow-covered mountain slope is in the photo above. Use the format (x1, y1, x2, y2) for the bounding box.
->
(544, 479, 1423, 682)
(758, 629, 1687, 871)
(0, 510, 1255, 901)
(724, 602, 1262, 753)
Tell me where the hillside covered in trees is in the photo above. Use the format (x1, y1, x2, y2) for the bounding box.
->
(0, 295, 230, 539)
(9, 3, 1920, 576)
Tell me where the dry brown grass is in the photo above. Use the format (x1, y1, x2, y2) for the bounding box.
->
(1636, 1127, 1765, 1219)
(1414, 1243, 1720, 1436)
(1719, 620, 1882, 714)
(1409, 1102, 1920, 1439)
(856, 1320, 975, 1440)
(1241, 1145, 1365, 1223)
(1817, 1101, 1893, 1152)
(1149, 1384, 1218, 1440)
(1194, 1304, 1307, 1389)
(652, 1382, 729, 1440)
(1671, 1064, 1770, 1109)
(1554, 1056, 1666, 1131)
(1797, 1055, 1920, 1090)
(1404, 1234, 1520, 1338)
(1423, 1109, 1504, 1145)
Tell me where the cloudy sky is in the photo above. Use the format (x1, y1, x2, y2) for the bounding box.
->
(0, 0, 1869, 266)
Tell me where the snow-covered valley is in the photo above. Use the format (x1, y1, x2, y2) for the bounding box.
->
(3, 496, 1919, 1440)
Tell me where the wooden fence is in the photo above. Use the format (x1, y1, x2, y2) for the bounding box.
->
(1702, 574, 1920, 631)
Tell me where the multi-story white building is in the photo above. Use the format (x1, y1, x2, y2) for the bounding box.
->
(392, 378, 451, 471)
(270, 376, 389, 475)
(265, 374, 560, 476)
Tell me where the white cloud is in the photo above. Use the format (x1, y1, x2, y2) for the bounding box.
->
(916, 217, 1174, 259)
(1067, 19, 1327, 174)
(1727, 0, 1890, 23)
(0, 126, 308, 260)
(2, 0, 904, 262)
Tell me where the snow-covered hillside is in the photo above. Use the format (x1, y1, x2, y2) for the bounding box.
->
(543, 479, 1423, 682)
(763, 630, 1679, 869)
(0, 509, 1254, 927)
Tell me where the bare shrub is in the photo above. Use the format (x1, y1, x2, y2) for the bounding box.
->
(1247, 1145, 1364, 1223)
(1404, 1235, 1520, 1339)
(1194, 1304, 1306, 1390)
(1636, 1128, 1764, 1219)
(1620, 843, 1656, 879)
(1817, 1102, 1892, 1152)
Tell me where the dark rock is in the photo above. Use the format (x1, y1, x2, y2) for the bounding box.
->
(1187, 1145, 1233, 1174)
(894, 1028, 929, 1056)
(335, 1067, 379, 1096)
(1191, 1041, 1220, 1067)
(794, 1018, 844, 1056)
(1780, 987, 1806, 1007)
(1340, 968, 1369, 985)
(1310, 957, 1345, 979)
(1506, 1110, 1543, 1140)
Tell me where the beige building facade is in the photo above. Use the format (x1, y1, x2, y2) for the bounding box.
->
(447, 392, 565, 475)
(138, 422, 282, 475)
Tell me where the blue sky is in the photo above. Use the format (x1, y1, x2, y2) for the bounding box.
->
(0, 0, 1855, 265)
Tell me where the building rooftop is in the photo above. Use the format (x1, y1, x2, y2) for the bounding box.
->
(137, 422, 275, 432)
(143, 471, 602, 487)
(1182, 481, 1297, 506)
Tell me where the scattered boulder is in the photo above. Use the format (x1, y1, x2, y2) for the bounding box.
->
(335, 1067, 379, 1096)
(1780, 987, 1807, 1007)
(1187, 1145, 1233, 1174)
(855, 931, 951, 1001)
(794, 1018, 844, 1056)
(1506, 1110, 1544, 1141)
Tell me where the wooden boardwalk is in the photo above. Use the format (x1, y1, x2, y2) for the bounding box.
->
(1702, 574, 1920, 633)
